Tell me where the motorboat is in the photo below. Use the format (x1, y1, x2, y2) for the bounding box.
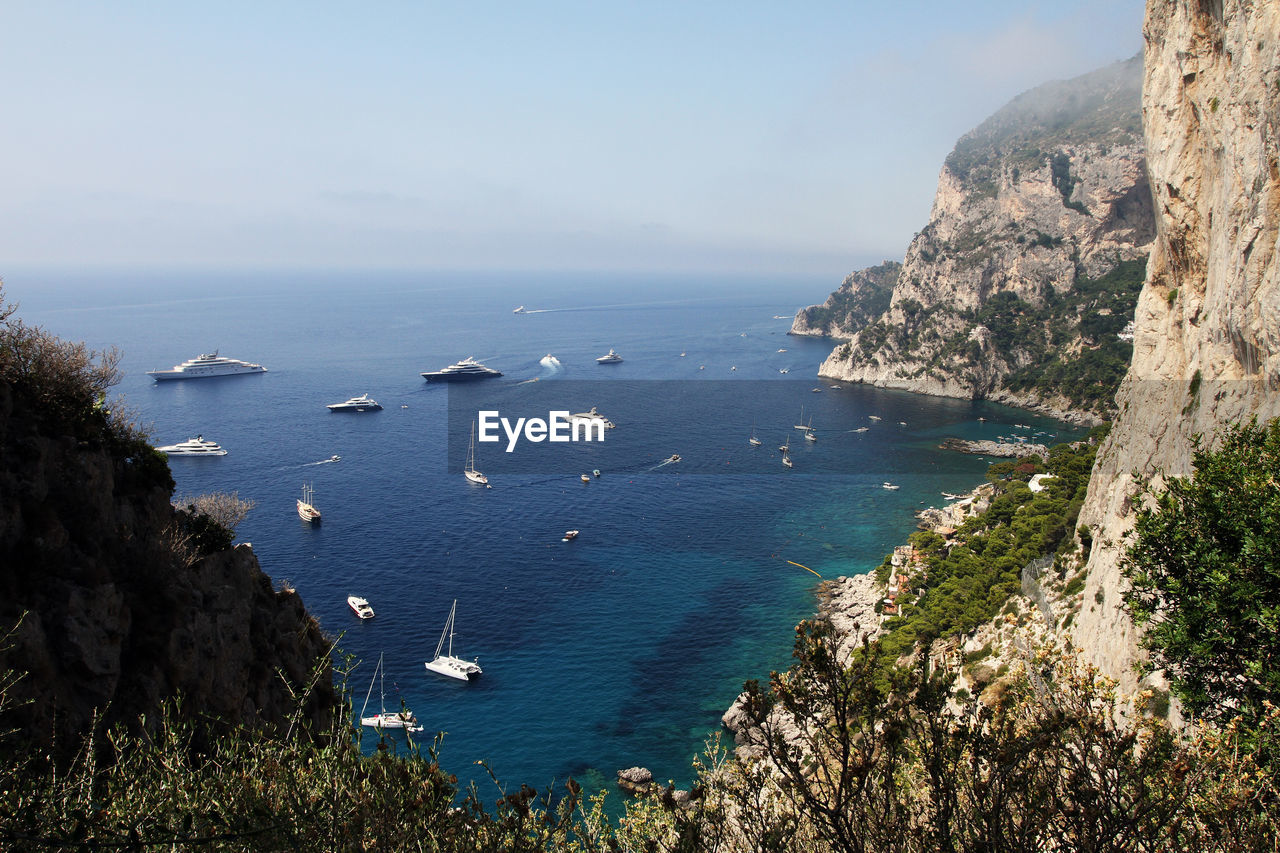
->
(348, 596, 375, 619)
(464, 423, 488, 486)
(361, 653, 424, 732)
(779, 368, 789, 374)
(147, 351, 267, 381)
(327, 394, 382, 412)
(666, 454, 681, 463)
(596, 349, 623, 364)
(328, 455, 341, 463)
(562, 530, 580, 542)
(882, 482, 900, 491)
(592, 469, 601, 478)
(853, 427, 869, 433)
(298, 483, 321, 524)
(513, 305, 526, 313)
(570, 407, 616, 429)
(581, 474, 591, 483)
(421, 356, 502, 382)
(424, 600, 482, 681)
(777, 348, 788, 353)
(157, 435, 227, 456)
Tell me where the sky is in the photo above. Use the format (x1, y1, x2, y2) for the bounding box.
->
(0, 1, 1145, 278)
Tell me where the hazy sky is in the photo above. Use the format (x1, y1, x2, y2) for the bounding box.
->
(1, 1, 1144, 277)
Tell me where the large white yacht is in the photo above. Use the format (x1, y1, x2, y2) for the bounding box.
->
(327, 394, 383, 412)
(421, 356, 503, 382)
(147, 352, 267, 381)
(596, 349, 623, 364)
(157, 435, 227, 456)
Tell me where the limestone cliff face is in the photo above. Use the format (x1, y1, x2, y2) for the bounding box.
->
(809, 57, 1152, 423)
(1071, 0, 1280, 697)
(0, 378, 335, 746)
(790, 262, 898, 338)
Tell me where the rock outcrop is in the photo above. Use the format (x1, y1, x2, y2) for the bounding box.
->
(1071, 0, 1280, 699)
(800, 56, 1153, 423)
(0, 372, 335, 748)
(790, 262, 899, 338)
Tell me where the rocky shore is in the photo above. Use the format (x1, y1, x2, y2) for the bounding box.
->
(939, 437, 1047, 458)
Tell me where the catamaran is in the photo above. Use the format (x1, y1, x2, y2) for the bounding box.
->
(360, 653, 424, 732)
(424, 600, 482, 681)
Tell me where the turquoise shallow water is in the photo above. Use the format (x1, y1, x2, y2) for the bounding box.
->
(8, 267, 1082, 793)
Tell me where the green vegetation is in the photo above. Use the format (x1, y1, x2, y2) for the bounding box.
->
(998, 257, 1147, 412)
(797, 262, 899, 338)
(1124, 418, 1280, 748)
(875, 433, 1102, 664)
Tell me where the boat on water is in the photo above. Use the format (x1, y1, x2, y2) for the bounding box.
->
(562, 529, 580, 542)
(782, 453, 793, 468)
(581, 474, 591, 483)
(157, 435, 227, 456)
(596, 349, 623, 364)
(570, 407, 616, 429)
(805, 429, 817, 443)
(666, 454, 681, 463)
(327, 393, 383, 412)
(513, 305, 526, 313)
(592, 469, 601, 478)
(779, 368, 789, 374)
(679, 351, 686, 357)
(147, 351, 266, 381)
(424, 600, 482, 681)
(361, 653, 424, 732)
(422, 357, 503, 382)
(749, 422, 762, 447)
(853, 427, 869, 433)
(298, 483, 321, 524)
(868, 415, 882, 421)
(778, 438, 790, 453)
(882, 482, 900, 491)
(464, 423, 488, 486)
(777, 348, 788, 353)
(328, 454, 341, 463)
(348, 595, 375, 619)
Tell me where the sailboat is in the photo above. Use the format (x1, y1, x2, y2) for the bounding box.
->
(778, 437, 790, 453)
(749, 421, 762, 447)
(424, 599, 482, 681)
(464, 422, 489, 486)
(805, 416, 817, 442)
(782, 452, 793, 468)
(360, 653, 424, 732)
(297, 483, 321, 524)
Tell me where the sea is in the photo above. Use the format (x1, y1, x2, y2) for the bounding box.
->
(7, 267, 1083, 797)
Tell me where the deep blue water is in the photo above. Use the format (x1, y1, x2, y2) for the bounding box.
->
(7, 268, 1082, 795)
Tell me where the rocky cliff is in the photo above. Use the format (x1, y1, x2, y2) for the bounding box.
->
(801, 56, 1154, 423)
(1071, 0, 1280, 699)
(0, 327, 335, 747)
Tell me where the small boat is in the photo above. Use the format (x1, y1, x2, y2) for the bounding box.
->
(777, 348, 787, 353)
(361, 653, 424, 732)
(298, 483, 321, 524)
(157, 435, 227, 456)
(811, 388, 823, 393)
(942, 492, 962, 500)
(853, 427, 869, 433)
(730, 365, 737, 371)
(779, 439, 790, 453)
(782, 453, 793, 468)
(562, 530, 580, 542)
(348, 596, 375, 619)
(465, 423, 489, 487)
(779, 368, 789, 374)
(666, 454, 681, 463)
(513, 305, 526, 313)
(592, 469, 601, 478)
(680, 351, 686, 357)
(328, 454, 341, 463)
(749, 421, 762, 447)
(868, 415, 882, 421)
(596, 349, 623, 364)
(424, 600, 482, 681)
(327, 393, 382, 412)
(581, 474, 591, 483)
(805, 430, 817, 443)
(882, 482, 900, 491)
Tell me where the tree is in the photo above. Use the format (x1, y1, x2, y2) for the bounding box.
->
(1123, 418, 1280, 736)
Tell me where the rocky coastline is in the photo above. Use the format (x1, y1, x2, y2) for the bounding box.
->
(939, 437, 1048, 457)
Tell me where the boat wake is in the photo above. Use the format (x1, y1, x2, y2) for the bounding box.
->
(304, 455, 341, 466)
(539, 355, 562, 368)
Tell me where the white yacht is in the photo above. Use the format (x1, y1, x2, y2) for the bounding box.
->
(570, 407, 616, 429)
(361, 653, 424, 733)
(348, 596, 375, 619)
(464, 423, 488, 486)
(327, 394, 383, 412)
(157, 435, 227, 456)
(424, 600, 482, 681)
(298, 483, 321, 524)
(147, 352, 266, 381)
(421, 356, 503, 382)
(596, 349, 623, 364)
(882, 482, 900, 491)
(513, 305, 527, 313)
